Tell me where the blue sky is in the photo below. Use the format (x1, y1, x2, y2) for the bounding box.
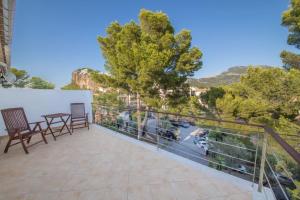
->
(11, 0, 298, 87)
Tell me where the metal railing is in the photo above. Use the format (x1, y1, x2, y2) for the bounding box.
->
(92, 104, 300, 200)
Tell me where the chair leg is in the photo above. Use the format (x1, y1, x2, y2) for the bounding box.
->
(27, 136, 32, 144)
(4, 137, 12, 153)
(86, 116, 89, 130)
(41, 132, 48, 144)
(19, 136, 29, 154)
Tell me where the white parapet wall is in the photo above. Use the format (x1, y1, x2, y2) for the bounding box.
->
(0, 88, 93, 136)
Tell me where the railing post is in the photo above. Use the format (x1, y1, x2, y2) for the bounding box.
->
(258, 130, 268, 192)
(252, 133, 259, 187)
(156, 113, 160, 150)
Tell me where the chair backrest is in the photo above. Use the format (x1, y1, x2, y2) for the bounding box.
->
(71, 103, 85, 119)
(1, 107, 30, 135)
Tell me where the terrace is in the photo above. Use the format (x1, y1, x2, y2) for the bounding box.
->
(0, 125, 253, 200)
(0, 89, 299, 200)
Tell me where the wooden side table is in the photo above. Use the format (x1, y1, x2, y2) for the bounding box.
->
(42, 113, 71, 140)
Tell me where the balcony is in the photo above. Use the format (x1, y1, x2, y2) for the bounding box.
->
(0, 89, 299, 200)
(0, 125, 254, 200)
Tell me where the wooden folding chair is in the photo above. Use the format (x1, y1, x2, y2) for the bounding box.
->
(1, 107, 48, 154)
(70, 103, 89, 132)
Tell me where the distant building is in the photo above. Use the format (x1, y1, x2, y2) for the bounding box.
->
(189, 86, 208, 97)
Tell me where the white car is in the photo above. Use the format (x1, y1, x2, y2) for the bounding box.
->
(196, 141, 208, 155)
(237, 165, 247, 173)
(196, 141, 208, 149)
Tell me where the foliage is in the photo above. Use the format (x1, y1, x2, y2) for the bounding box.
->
(282, 0, 300, 49)
(93, 91, 125, 108)
(27, 77, 55, 89)
(216, 67, 300, 152)
(281, 0, 300, 70)
(167, 96, 203, 116)
(209, 154, 225, 171)
(200, 87, 225, 109)
(61, 82, 82, 90)
(208, 130, 224, 141)
(4, 67, 55, 89)
(96, 9, 202, 108)
(5, 67, 30, 88)
(10, 67, 28, 80)
(280, 50, 300, 70)
(288, 181, 300, 200)
(216, 67, 300, 123)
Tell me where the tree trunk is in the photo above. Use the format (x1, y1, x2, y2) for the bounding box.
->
(136, 93, 142, 139)
(141, 107, 149, 136)
(128, 94, 131, 107)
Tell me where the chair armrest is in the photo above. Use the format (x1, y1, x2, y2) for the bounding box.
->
(29, 121, 45, 132)
(29, 121, 45, 125)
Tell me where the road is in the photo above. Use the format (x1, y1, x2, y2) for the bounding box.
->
(146, 117, 209, 166)
(117, 111, 253, 181)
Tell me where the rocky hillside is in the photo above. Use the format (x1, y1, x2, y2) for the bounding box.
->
(188, 65, 272, 88)
(62, 68, 108, 92)
(65, 66, 273, 91)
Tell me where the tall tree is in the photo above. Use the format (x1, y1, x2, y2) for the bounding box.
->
(97, 9, 202, 138)
(281, 0, 300, 70)
(216, 67, 300, 123)
(200, 87, 225, 110)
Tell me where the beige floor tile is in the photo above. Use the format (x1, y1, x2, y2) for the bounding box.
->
(226, 193, 252, 200)
(24, 192, 60, 200)
(57, 191, 81, 200)
(171, 181, 200, 200)
(149, 182, 177, 200)
(0, 192, 27, 200)
(0, 126, 252, 200)
(127, 185, 153, 200)
(78, 189, 107, 200)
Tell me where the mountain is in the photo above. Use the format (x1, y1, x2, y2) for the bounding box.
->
(188, 65, 272, 88)
(62, 68, 108, 92)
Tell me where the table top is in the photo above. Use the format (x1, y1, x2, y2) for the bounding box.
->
(42, 113, 70, 118)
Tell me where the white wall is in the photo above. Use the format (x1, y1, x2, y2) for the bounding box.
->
(0, 88, 93, 136)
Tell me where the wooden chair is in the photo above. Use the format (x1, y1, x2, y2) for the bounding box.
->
(1, 107, 48, 154)
(70, 103, 89, 132)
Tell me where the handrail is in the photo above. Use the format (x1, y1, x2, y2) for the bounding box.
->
(92, 103, 264, 128)
(264, 126, 300, 165)
(93, 103, 300, 165)
(100, 120, 255, 176)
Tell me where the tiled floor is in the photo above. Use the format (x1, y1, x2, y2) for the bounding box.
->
(0, 125, 252, 200)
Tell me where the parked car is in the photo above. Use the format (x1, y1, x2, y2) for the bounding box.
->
(196, 141, 208, 155)
(158, 127, 178, 141)
(275, 173, 296, 189)
(179, 120, 190, 128)
(198, 129, 209, 137)
(263, 173, 296, 190)
(169, 119, 180, 127)
(237, 164, 247, 174)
